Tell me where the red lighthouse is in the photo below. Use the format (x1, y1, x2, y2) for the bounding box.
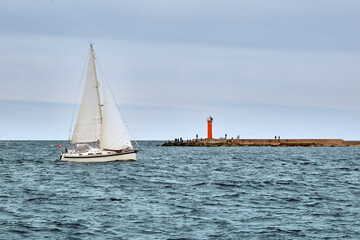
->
(207, 116, 213, 139)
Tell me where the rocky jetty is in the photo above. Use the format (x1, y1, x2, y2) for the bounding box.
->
(162, 138, 360, 147)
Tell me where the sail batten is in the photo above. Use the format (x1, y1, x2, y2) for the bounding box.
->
(71, 45, 102, 144)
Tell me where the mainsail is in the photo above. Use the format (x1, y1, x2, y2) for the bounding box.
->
(71, 45, 102, 144)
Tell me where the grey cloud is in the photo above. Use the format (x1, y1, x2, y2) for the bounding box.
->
(1, 0, 359, 51)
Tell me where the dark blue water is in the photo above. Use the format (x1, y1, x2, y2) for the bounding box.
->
(1, 141, 360, 239)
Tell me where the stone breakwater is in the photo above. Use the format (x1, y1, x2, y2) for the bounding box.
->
(162, 139, 360, 147)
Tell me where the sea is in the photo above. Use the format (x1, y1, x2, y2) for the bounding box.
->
(1, 140, 360, 239)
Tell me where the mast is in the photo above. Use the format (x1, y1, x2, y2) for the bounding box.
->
(71, 44, 102, 144)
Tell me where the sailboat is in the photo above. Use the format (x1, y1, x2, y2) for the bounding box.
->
(60, 44, 137, 162)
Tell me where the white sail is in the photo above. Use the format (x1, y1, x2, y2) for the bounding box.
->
(71, 45, 102, 143)
(100, 83, 133, 150)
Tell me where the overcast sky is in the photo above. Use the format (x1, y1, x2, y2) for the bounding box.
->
(1, 0, 360, 140)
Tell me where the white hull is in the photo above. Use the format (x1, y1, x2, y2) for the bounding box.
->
(61, 151, 136, 162)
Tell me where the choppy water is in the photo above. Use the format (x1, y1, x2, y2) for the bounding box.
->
(1, 141, 360, 239)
